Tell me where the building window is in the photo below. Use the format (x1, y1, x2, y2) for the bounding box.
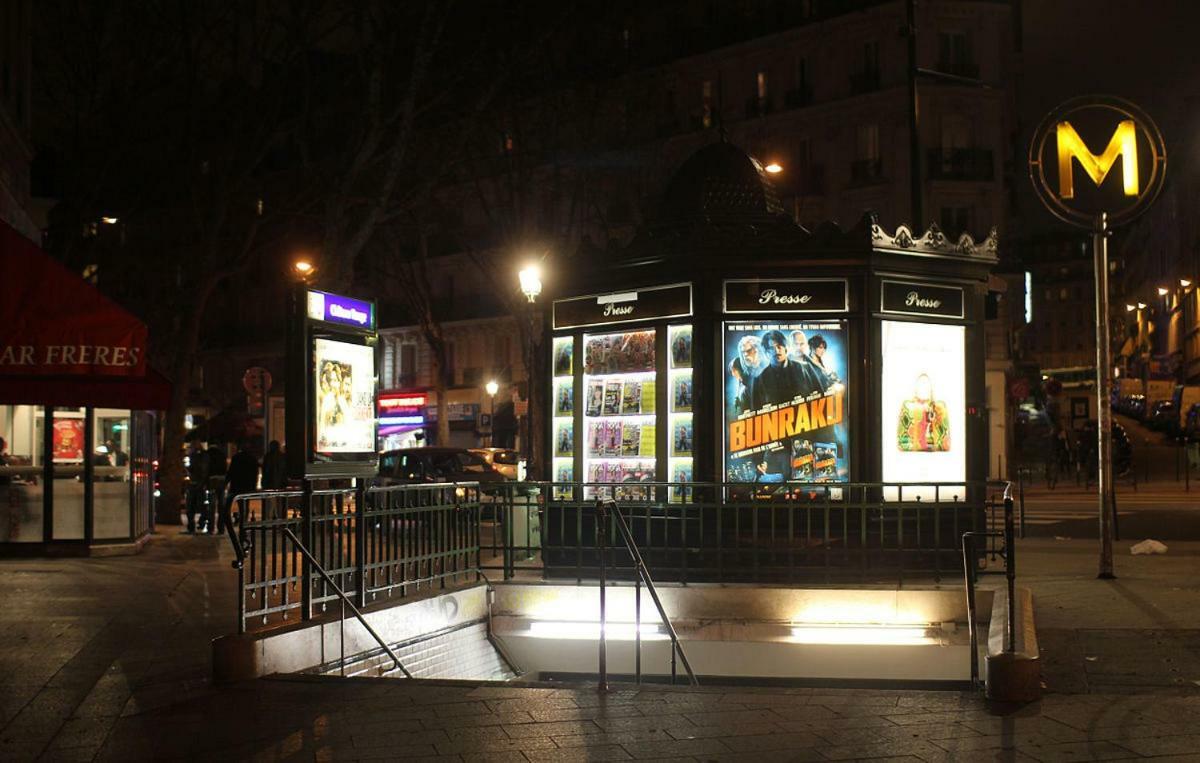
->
(851, 124, 882, 183)
(701, 80, 713, 128)
(937, 31, 977, 78)
(756, 71, 768, 101)
(1060, 288, 1069, 301)
(851, 41, 881, 93)
(444, 341, 456, 384)
(787, 56, 811, 107)
(493, 335, 511, 369)
(398, 343, 417, 388)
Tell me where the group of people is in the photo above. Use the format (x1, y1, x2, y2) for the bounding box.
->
(185, 439, 286, 535)
(728, 329, 840, 415)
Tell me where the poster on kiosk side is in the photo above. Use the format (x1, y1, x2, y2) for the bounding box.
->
(723, 320, 849, 486)
(880, 320, 965, 501)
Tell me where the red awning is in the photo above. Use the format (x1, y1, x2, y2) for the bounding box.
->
(0, 220, 147, 376)
(0, 221, 172, 409)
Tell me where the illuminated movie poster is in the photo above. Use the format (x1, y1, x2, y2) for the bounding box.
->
(723, 321, 849, 484)
(313, 338, 376, 453)
(880, 321, 965, 497)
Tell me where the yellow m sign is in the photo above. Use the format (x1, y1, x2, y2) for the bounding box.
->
(1056, 119, 1138, 199)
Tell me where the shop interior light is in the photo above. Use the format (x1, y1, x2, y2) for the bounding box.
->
(1158, 286, 1170, 296)
(528, 620, 667, 641)
(788, 624, 936, 646)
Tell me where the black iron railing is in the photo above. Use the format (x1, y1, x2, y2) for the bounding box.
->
(231, 483, 481, 634)
(485, 480, 1009, 585)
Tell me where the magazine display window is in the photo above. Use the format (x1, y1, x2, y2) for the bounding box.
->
(582, 329, 656, 500)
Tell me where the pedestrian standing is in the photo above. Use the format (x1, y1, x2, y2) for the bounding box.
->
(222, 441, 260, 540)
(185, 443, 209, 534)
(261, 440, 286, 490)
(205, 443, 228, 534)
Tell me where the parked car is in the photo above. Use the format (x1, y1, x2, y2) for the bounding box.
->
(1146, 400, 1178, 434)
(1078, 420, 1134, 476)
(377, 447, 507, 494)
(1184, 403, 1200, 443)
(469, 448, 520, 480)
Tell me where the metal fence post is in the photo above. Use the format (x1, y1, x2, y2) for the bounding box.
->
(596, 499, 609, 692)
(1018, 469, 1026, 539)
(301, 480, 314, 622)
(1004, 492, 1016, 654)
(355, 481, 368, 608)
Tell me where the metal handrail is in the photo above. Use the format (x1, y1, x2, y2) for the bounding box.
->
(596, 498, 699, 688)
(962, 480, 1016, 687)
(280, 527, 413, 679)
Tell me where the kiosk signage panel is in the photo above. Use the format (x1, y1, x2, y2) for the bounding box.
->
(722, 320, 849, 484)
(880, 280, 964, 319)
(553, 283, 691, 330)
(880, 320, 965, 500)
(724, 279, 848, 313)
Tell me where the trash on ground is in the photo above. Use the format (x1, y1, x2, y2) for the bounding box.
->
(1130, 539, 1168, 555)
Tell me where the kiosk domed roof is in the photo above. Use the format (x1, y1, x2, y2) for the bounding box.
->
(659, 141, 785, 222)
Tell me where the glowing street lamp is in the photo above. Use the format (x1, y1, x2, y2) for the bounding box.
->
(1157, 286, 1169, 296)
(764, 162, 783, 174)
(1125, 304, 1136, 312)
(1181, 279, 1193, 288)
(293, 260, 315, 280)
(518, 264, 542, 303)
(484, 380, 499, 446)
(1137, 302, 1147, 309)
(485, 380, 499, 397)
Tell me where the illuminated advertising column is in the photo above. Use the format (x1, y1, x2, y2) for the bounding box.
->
(287, 287, 379, 479)
(722, 279, 851, 486)
(878, 280, 966, 501)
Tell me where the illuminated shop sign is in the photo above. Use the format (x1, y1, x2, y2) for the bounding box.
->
(880, 320, 965, 499)
(723, 279, 848, 313)
(722, 320, 850, 484)
(307, 289, 375, 330)
(378, 393, 426, 427)
(880, 280, 964, 319)
(553, 283, 692, 330)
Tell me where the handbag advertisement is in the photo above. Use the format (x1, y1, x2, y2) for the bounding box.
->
(880, 320, 965, 498)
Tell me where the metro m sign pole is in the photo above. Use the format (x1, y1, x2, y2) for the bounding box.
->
(1029, 96, 1166, 580)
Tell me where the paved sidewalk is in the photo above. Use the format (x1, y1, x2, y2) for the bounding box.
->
(2, 528, 1199, 761)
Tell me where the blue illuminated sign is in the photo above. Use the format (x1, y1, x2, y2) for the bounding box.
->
(306, 290, 375, 330)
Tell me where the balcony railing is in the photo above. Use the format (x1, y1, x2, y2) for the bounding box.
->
(936, 59, 980, 79)
(850, 158, 884, 185)
(784, 85, 813, 109)
(928, 148, 995, 181)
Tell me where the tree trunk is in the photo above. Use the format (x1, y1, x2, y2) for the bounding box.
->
(431, 349, 450, 447)
(156, 280, 218, 523)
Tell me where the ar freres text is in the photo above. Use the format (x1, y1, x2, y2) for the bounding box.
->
(0, 344, 142, 367)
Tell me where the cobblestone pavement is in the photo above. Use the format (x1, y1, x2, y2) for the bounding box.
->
(2, 527, 1199, 761)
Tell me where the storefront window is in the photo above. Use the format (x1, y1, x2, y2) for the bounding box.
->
(95, 408, 132, 539)
(52, 407, 86, 540)
(0, 405, 45, 542)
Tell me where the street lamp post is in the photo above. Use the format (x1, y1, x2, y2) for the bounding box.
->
(485, 380, 499, 447)
(518, 265, 542, 480)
